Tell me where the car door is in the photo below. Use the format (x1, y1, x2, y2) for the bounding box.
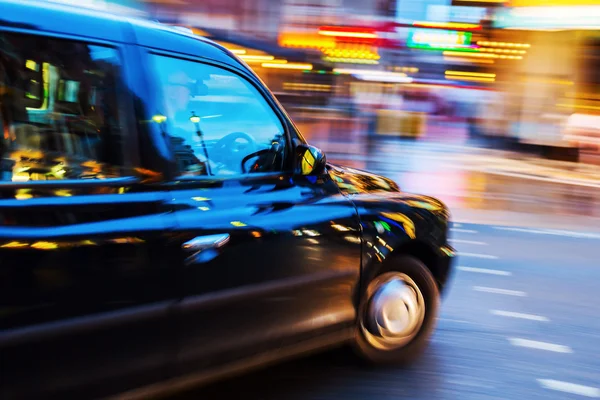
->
(146, 51, 362, 377)
(0, 32, 177, 399)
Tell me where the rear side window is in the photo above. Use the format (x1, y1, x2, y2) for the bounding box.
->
(0, 32, 126, 181)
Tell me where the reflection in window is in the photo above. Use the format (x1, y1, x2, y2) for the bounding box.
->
(150, 55, 286, 177)
(0, 33, 124, 181)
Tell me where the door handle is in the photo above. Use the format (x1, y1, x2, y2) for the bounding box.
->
(182, 234, 230, 252)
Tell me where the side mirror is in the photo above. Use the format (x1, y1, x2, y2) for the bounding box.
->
(294, 144, 327, 176)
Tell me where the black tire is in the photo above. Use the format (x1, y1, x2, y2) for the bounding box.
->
(354, 255, 440, 365)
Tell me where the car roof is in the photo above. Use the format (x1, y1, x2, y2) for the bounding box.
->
(0, 0, 244, 69)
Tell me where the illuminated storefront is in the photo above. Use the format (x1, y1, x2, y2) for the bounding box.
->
(472, 1, 600, 151)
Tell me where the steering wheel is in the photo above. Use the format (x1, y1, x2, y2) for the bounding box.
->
(211, 132, 257, 173)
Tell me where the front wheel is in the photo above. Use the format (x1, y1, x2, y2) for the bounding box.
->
(354, 256, 440, 365)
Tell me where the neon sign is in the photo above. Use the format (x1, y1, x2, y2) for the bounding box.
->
(407, 29, 472, 50)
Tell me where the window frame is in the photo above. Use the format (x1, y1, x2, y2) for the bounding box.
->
(145, 49, 296, 180)
(0, 26, 139, 180)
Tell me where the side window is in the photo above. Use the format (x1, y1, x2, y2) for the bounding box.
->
(150, 54, 286, 177)
(0, 32, 125, 181)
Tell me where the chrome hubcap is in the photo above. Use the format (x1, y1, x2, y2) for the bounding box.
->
(361, 272, 425, 350)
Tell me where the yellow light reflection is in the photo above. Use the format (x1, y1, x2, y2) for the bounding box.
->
(376, 236, 393, 251)
(192, 28, 210, 37)
(266, 59, 288, 64)
(152, 114, 167, 123)
(479, 48, 527, 54)
(558, 103, 600, 111)
(445, 71, 496, 78)
(15, 192, 32, 200)
(239, 55, 275, 61)
(54, 190, 72, 197)
(12, 175, 30, 183)
(526, 78, 573, 85)
(192, 196, 210, 201)
(231, 221, 247, 227)
(283, 82, 331, 92)
(279, 32, 336, 49)
(441, 245, 456, 257)
(478, 41, 531, 49)
(395, 66, 420, 73)
(380, 212, 416, 239)
(251, 231, 262, 238)
(198, 206, 210, 211)
(323, 47, 380, 60)
(344, 235, 361, 244)
(331, 224, 350, 232)
(301, 148, 315, 174)
(32, 241, 58, 250)
(262, 62, 313, 70)
(405, 200, 442, 212)
(444, 52, 521, 61)
(302, 229, 320, 237)
(1, 241, 28, 248)
(25, 60, 38, 71)
(445, 75, 496, 83)
(230, 49, 246, 55)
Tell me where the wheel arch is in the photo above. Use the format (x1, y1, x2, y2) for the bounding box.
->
(364, 240, 453, 296)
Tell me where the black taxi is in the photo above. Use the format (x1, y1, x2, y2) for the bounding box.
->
(0, 1, 455, 398)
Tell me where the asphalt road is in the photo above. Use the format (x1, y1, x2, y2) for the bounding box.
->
(173, 222, 600, 400)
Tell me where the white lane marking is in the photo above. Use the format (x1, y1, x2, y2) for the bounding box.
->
(439, 318, 471, 324)
(460, 252, 498, 260)
(446, 379, 494, 389)
(538, 379, 600, 398)
(495, 226, 600, 239)
(451, 228, 477, 233)
(451, 239, 487, 245)
(508, 338, 572, 353)
(491, 310, 549, 321)
(459, 266, 511, 276)
(473, 286, 526, 297)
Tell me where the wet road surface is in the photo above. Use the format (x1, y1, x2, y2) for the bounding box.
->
(324, 138, 600, 226)
(173, 139, 600, 399)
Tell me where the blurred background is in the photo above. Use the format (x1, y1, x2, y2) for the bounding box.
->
(67, 0, 600, 229)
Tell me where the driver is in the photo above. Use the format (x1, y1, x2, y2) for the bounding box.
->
(164, 70, 194, 131)
(163, 70, 219, 175)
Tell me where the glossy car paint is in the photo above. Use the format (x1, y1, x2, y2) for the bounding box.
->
(0, 1, 454, 399)
(0, 180, 179, 399)
(328, 165, 454, 293)
(164, 174, 361, 377)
